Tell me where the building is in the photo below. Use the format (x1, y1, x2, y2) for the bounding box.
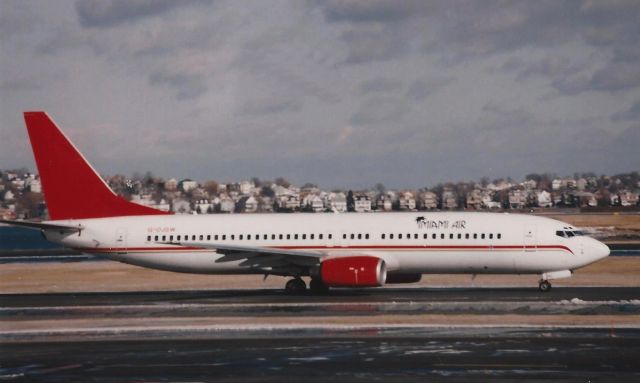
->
(537, 190, 552, 208)
(508, 189, 527, 209)
(420, 192, 438, 210)
(354, 195, 372, 212)
(329, 192, 347, 213)
(164, 178, 178, 191)
(442, 190, 457, 210)
(179, 179, 198, 192)
(398, 192, 416, 211)
(303, 194, 325, 212)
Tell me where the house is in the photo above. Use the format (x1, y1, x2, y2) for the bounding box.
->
(194, 199, 213, 214)
(442, 190, 457, 210)
(244, 195, 258, 213)
(303, 194, 324, 212)
(537, 190, 552, 208)
(2, 190, 15, 202)
(164, 178, 178, 191)
(151, 199, 171, 211)
(398, 192, 416, 211)
(420, 191, 438, 210)
(219, 195, 236, 213)
(466, 189, 483, 209)
(376, 194, 393, 211)
(240, 181, 255, 195)
(27, 178, 41, 193)
(613, 191, 640, 206)
(277, 195, 300, 211)
(508, 189, 527, 209)
(171, 199, 191, 214)
(179, 179, 198, 192)
(354, 195, 372, 212)
(329, 192, 347, 212)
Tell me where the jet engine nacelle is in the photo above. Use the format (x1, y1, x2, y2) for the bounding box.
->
(320, 256, 387, 287)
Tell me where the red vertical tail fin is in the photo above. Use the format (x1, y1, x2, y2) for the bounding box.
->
(24, 111, 171, 220)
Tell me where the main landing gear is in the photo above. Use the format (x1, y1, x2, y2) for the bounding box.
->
(285, 278, 306, 293)
(538, 279, 552, 292)
(284, 278, 329, 293)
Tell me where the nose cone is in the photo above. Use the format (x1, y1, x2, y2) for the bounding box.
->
(594, 240, 610, 261)
(586, 238, 610, 263)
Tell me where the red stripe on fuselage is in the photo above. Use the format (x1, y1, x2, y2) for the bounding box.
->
(75, 244, 574, 255)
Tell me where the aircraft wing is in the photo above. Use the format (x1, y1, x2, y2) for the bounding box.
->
(174, 242, 325, 269)
(0, 219, 83, 233)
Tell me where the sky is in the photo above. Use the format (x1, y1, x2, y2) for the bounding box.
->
(1, 0, 639, 189)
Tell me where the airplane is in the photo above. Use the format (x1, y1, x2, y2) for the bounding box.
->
(1, 111, 610, 293)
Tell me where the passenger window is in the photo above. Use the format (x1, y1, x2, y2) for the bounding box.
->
(358, 234, 362, 240)
(481, 234, 485, 239)
(457, 233, 461, 239)
(302, 234, 306, 240)
(231, 235, 235, 240)
(465, 233, 469, 239)
(328, 234, 332, 239)
(294, 234, 298, 240)
(440, 233, 445, 239)
(489, 233, 493, 239)
(170, 235, 173, 241)
(214, 235, 218, 240)
(399, 234, 403, 239)
(310, 234, 314, 240)
(147, 235, 151, 242)
(279, 234, 283, 240)
(407, 233, 411, 239)
(319, 234, 324, 240)
(162, 235, 166, 241)
(365, 234, 369, 239)
(432, 233, 436, 239)
(382, 233, 386, 239)
(390, 234, 394, 239)
(497, 233, 501, 239)
(192, 235, 196, 241)
(239, 235, 243, 240)
(154, 235, 159, 241)
(207, 235, 211, 241)
(449, 233, 454, 239)
(248, 235, 252, 240)
(414, 233, 418, 239)
(351, 234, 355, 240)
(222, 235, 226, 240)
(287, 234, 291, 240)
(473, 233, 477, 239)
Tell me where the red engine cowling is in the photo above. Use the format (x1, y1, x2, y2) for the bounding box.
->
(320, 256, 387, 287)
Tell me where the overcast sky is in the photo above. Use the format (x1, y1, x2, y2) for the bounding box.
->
(1, 0, 639, 189)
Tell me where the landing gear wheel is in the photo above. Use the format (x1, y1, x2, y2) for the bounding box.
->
(309, 278, 329, 293)
(285, 278, 306, 293)
(538, 280, 552, 292)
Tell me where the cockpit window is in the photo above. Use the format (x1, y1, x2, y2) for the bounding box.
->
(557, 230, 584, 238)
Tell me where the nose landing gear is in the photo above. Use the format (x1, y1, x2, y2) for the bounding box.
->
(538, 279, 552, 292)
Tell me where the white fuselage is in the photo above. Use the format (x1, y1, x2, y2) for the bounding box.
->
(44, 212, 609, 277)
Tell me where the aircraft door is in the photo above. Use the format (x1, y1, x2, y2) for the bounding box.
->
(115, 228, 128, 253)
(524, 225, 536, 252)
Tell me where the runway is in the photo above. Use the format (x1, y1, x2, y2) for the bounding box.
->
(1, 287, 639, 381)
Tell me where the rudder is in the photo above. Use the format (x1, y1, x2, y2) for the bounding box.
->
(24, 111, 171, 220)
